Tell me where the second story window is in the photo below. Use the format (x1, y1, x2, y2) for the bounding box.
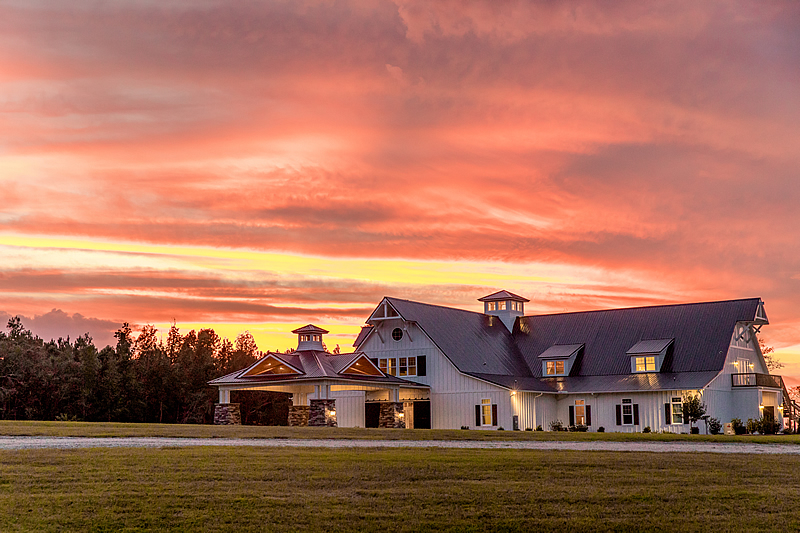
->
(546, 360, 565, 375)
(635, 356, 656, 372)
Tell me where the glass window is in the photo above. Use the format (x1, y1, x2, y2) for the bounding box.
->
(399, 357, 407, 376)
(391, 328, 403, 341)
(488, 302, 497, 311)
(481, 398, 492, 426)
(546, 360, 565, 375)
(671, 397, 683, 424)
(622, 398, 633, 425)
(575, 400, 585, 425)
(635, 356, 657, 372)
(556, 360, 564, 374)
(407, 356, 416, 376)
(379, 359, 396, 375)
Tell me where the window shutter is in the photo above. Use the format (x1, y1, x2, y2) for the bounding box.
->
(664, 403, 671, 425)
(633, 404, 640, 425)
(475, 405, 481, 427)
(568, 406, 575, 426)
(615, 405, 622, 426)
(370, 358, 378, 367)
(586, 405, 592, 426)
(417, 356, 427, 376)
(491, 404, 498, 426)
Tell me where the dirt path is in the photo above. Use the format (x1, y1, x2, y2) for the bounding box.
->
(2, 436, 800, 454)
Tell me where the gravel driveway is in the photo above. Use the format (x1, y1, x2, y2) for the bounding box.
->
(2, 436, 800, 454)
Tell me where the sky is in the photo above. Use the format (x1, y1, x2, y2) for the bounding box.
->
(1, 1, 799, 383)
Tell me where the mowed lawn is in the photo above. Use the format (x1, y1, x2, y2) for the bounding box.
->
(1, 446, 798, 532)
(3, 420, 800, 443)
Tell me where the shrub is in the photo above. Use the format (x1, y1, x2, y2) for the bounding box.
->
(760, 415, 780, 435)
(461, 425, 470, 430)
(575, 424, 588, 432)
(597, 426, 605, 433)
(535, 425, 543, 432)
(497, 427, 505, 431)
(731, 418, 746, 435)
(642, 426, 651, 433)
(549, 419, 564, 432)
(707, 417, 722, 435)
(525, 427, 533, 431)
(746, 418, 761, 435)
(783, 427, 793, 435)
(690, 427, 699, 434)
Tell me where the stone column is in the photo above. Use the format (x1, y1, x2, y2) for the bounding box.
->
(214, 403, 241, 425)
(379, 402, 405, 428)
(288, 405, 310, 426)
(309, 399, 337, 427)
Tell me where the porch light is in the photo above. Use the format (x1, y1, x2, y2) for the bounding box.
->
(733, 361, 739, 366)
(759, 404, 764, 410)
(510, 390, 517, 396)
(749, 363, 754, 369)
(329, 409, 336, 417)
(398, 412, 405, 418)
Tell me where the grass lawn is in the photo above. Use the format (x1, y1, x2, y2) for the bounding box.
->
(1, 446, 798, 532)
(1, 419, 799, 444)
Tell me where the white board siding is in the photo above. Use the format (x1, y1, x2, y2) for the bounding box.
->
(553, 391, 700, 433)
(512, 392, 555, 431)
(360, 318, 511, 429)
(330, 390, 365, 428)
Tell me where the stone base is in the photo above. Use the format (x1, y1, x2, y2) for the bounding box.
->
(309, 399, 337, 427)
(379, 402, 405, 428)
(289, 405, 310, 427)
(214, 403, 241, 425)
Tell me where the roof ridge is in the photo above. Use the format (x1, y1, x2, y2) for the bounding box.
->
(385, 296, 487, 317)
(522, 297, 761, 318)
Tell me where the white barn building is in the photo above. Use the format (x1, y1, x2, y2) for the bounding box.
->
(210, 293, 795, 432)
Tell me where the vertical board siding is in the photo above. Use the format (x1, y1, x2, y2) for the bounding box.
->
(330, 390, 365, 428)
(360, 319, 510, 429)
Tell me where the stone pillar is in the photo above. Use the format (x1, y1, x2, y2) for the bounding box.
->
(214, 403, 241, 425)
(289, 405, 310, 427)
(379, 402, 405, 428)
(403, 401, 414, 429)
(309, 399, 337, 427)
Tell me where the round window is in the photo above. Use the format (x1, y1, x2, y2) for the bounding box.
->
(391, 328, 403, 341)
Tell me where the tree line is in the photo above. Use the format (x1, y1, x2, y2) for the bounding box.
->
(0, 318, 289, 424)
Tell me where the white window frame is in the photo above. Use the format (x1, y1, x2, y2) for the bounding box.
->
(398, 356, 416, 377)
(545, 360, 565, 376)
(379, 358, 396, 376)
(481, 398, 492, 426)
(671, 397, 683, 425)
(622, 398, 633, 425)
(574, 399, 586, 426)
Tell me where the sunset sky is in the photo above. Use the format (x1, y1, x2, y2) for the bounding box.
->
(2, 1, 799, 383)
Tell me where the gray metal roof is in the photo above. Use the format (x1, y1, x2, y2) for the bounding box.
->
(384, 297, 533, 377)
(538, 371, 721, 393)
(478, 290, 530, 302)
(627, 338, 674, 355)
(515, 298, 761, 377)
(537, 344, 584, 359)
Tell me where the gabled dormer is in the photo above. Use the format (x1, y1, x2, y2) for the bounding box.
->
(539, 344, 584, 376)
(240, 353, 303, 377)
(293, 324, 328, 352)
(478, 290, 529, 331)
(627, 339, 673, 373)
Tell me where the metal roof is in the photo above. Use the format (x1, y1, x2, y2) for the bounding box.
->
(384, 297, 533, 377)
(627, 338, 674, 355)
(515, 298, 762, 377)
(353, 325, 373, 347)
(539, 371, 720, 393)
(292, 324, 329, 334)
(537, 344, 584, 359)
(478, 290, 530, 302)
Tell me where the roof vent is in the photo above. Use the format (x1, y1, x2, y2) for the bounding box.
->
(478, 290, 529, 331)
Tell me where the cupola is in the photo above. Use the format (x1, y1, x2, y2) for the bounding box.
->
(478, 290, 529, 331)
(292, 324, 328, 352)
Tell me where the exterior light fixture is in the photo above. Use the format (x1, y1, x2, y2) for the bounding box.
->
(759, 404, 764, 410)
(733, 361, 739, 366)
(510, 390, 517, 396)
(398, 412, 405, 418)
(749, 363, 755, 369)
(329, 410, 336, 417)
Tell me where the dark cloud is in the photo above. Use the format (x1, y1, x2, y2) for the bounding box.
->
(0, 309, 120, 348)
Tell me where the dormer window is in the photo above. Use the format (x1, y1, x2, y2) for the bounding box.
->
(627, 339, 673, 373)
(546, 360, 565, 375)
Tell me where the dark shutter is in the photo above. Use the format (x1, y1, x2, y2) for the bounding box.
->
(475, 405, 481, 427)
(491, 404, 498, 426)
(615, 405, 622, 426)
(664, 403, 671, 425)
(586, 405, 592, 426)
(568, 406, 575, 426)
(370, 358, 378, 367)
(633, 404, 640, 425)
(417, 356, 427, 376)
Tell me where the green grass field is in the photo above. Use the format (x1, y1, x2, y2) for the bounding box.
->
(1, 419, 799, 443)
(1, 445, 798, 532)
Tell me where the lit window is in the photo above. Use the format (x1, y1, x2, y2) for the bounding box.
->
(622, 399, 633, 425)
(671, 397, 683, 424)
(635, 356, 656, 372)
(379, 358, 396, 376)
(575, 400, 586, 425)
(481, 398, 492, 426)
(398, 356, 416, 377)
(392, 328, 403, 341)
(546, 360, 565, 375)
(488, 302, 497, 311)
(399, 357, 407, 376)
